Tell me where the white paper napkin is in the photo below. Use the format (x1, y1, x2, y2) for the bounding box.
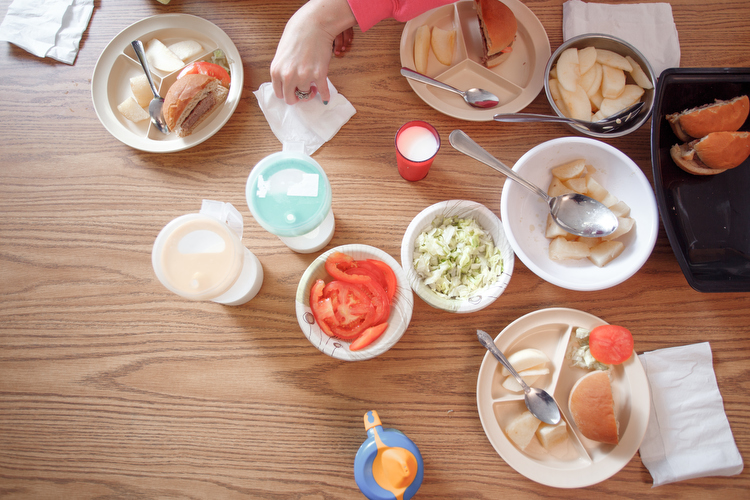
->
(0, 0, 93, 65)
(562, 0, 680, 78)
(254, 79, 356, 157)
(638, 342, 743, 487)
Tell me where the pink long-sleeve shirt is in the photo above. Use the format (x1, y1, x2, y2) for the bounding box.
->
(347, 0, 457, 31)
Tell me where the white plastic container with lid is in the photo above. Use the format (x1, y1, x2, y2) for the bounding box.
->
(246, 143, 335, 253)
(152, 200, 263, 306)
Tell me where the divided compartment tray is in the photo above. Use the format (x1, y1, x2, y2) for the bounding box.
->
(476, 308, 650, 488)
(92, 14, 244, 152)
(399, 0, 550, 121)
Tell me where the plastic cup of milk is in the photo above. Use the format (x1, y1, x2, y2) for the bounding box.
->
(246, 145, 335, 254)
(395, 120, 441, 181)
(152, 200, 264, 306)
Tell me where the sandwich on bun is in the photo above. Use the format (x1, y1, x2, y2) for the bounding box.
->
(667, 95, 749, 142)
(568, 370, 619, 445)
(163, 73, 228, 137)
(670, 131, 750, 175)
(475, 0, 517, 68)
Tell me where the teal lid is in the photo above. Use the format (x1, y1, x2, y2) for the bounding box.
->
(246, 151, 332, 238)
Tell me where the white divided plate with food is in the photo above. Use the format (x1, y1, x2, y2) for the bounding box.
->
(476, 308, 650, 488)
(399, 0, 550, 121)
(92, 14, 243, 152)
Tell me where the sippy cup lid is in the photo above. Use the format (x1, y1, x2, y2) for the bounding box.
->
(246, 148, 332, 238)
(354, 410, 423, 500)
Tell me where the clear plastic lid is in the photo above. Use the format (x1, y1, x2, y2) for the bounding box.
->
(152, 213, 244, 300)
(246, 148, 332, 238)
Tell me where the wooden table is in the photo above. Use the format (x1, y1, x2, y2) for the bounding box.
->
(1, 0, 748, 498)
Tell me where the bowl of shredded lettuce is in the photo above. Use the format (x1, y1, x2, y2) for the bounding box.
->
(400, 200, 514, 313)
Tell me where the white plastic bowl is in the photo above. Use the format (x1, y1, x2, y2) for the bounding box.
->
(500, 137, 658, 291)
(295, 244, 413, 361)
(400, 200, 514, 313)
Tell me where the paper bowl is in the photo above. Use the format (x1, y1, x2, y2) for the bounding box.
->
(500, 137, 658, 291)
(400, 200, 514, 313)
(295, 245, 414, 361)
(544, 33, 656, 138)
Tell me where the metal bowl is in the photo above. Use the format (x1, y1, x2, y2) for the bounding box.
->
(544, 33, 656, 138)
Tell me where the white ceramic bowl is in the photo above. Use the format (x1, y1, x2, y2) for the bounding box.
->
(544, 33, 656, 138)
(500, 137, 658, 291)
(400, 200, 514, 313)
(295, 244, 414, 361)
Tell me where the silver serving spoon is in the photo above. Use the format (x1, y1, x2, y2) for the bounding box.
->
(477, 330, 561, 425)
(449, 130, 618, 238)
(493, 101, 645, 134)
(131, 40, 170, 135)
(401, 67, 500, 109)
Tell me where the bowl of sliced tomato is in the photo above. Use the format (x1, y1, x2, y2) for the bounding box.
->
(295, 244, 414, 361)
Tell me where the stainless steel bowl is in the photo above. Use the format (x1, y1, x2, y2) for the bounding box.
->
(544, 33, 656, 138)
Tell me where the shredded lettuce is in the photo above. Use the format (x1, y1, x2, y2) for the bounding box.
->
(566, 327, 610, 371)
(212, 49, 231, 75)
(413, 216, 503, 299)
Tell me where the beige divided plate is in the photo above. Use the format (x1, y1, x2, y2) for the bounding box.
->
(91, 14, 243, 152)
(476, 308, 650, 488)
(399, 0, 550, 121)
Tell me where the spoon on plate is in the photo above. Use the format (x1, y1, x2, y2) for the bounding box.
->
(493, 101, 645, 134)
(131, 40, 170, 135)
(449, 130, 618, 238)
(477, 330, 561, 425)
(401, 67, 500, 109)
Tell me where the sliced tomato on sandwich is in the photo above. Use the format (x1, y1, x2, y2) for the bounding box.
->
(177, 61, 231, 88)
(588, 325, 634, 365)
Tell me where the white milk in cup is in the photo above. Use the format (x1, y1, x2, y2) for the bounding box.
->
(152, 200, 264, 306)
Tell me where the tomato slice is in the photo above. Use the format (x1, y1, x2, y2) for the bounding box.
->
(325, 252, 370, 284)
(366, 259, 397, 301)
(309, 279, 336, 337)
(350, 322, 388, 351)
(356, 279, 390, 325)
(322, 281, 376, 339)
(177, 61, 231, 88)
(589, 325, 634, 365)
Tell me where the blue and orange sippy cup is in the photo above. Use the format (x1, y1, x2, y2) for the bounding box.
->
(354, 410, 423, 500)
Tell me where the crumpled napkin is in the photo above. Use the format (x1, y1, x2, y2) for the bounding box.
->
(0, 0, 93, 65)
(638, 342, 743, 487)
(254, 79, 356, 156)
(562, 0, 680, 78)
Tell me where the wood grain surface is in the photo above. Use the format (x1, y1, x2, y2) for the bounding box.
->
(1, 0, 749, 498)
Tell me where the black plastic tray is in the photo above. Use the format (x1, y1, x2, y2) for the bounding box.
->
(651, 68, 750, 292)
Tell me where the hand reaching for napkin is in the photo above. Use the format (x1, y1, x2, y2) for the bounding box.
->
(0, 0, 94, 65)
(563, 0, 681, 77)
(638, 342, 743, 487)
(254, 79, 356, 156)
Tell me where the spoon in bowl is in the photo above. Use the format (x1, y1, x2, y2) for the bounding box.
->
(401, 67, 500, 109)
(131, 40, 170, 135)
(493, 101, 645, 134)
(477, 330, 561, 425)
(449, 130, 618, 238)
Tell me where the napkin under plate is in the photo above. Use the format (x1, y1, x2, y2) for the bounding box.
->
(638, 342, 743, 487)
(254, 79, 356, 156)
(562, 0, 680, 78)
(0, 0, 94, 65)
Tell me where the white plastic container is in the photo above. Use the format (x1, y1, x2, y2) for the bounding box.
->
(152, 200, 263, 305)
(246, 145, 335, 253)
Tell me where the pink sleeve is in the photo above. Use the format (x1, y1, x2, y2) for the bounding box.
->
(347, 0, 457, 32)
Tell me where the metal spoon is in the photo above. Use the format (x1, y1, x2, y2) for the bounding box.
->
(449, 130, 618, 238)
(477, 330, 561, 425)
(493, 101, 645, 134)
(401, 67, 500, 109)
(131, 40, 170, 135)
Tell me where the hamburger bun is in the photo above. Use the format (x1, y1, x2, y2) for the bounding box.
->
(164, 73, 228, 137)
(667, 95, 749, 142)
(671, 131, 750, 175)
(568, 370, 619, 445)
(475, 0, 517, 68)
